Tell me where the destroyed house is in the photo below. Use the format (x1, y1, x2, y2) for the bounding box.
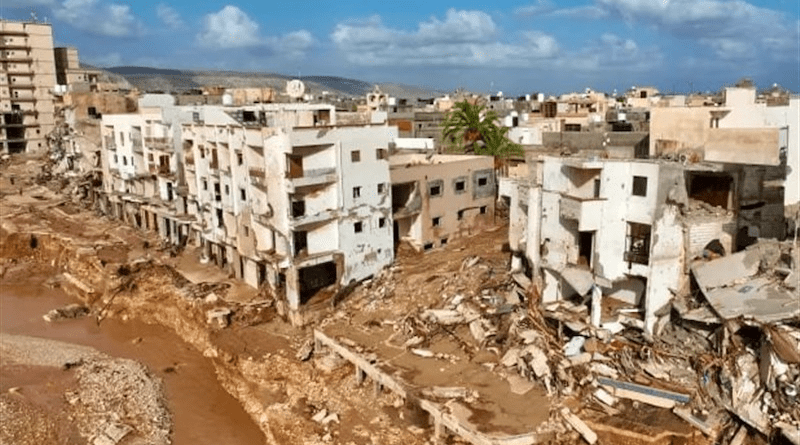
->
(502, 155, 791, 335)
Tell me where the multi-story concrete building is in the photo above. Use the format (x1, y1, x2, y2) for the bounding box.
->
(650, 85, 799, 220)
(54, 47, 100, 92)
(501, 154, 787, 335)
(390, 153, 495, 251)
(0, 19, 56, 154)
(101, 101, 399, 322)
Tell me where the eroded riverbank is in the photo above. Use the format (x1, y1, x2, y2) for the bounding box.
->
(0, 262, 265, 445)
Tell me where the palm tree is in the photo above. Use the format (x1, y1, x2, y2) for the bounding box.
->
(441, 101, 523, 160)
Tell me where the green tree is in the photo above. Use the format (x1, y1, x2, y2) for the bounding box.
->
(441, 101, 523, 159)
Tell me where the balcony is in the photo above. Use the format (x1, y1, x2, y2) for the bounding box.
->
(288, 167, 337, 189)
(145, 137, 171, 151)
(559, 194, 604, 231)
(292, 208, 337, 229)
(249, 167, 268, 191)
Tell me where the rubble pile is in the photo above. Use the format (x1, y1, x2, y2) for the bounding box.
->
(320, 231, 799, 444)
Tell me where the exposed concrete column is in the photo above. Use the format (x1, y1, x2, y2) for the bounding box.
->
(525, 185, 542, 276)
(591, 285, 602, 328)
(285, 267, 300, 311)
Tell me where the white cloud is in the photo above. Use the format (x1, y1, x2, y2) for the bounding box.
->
(197, 6, 313, 58)
(197, 5, 261, 48)
(553, 33, 662, 73)
(515, 0, 556, 16)
(597, 0, 798, 62)
(53, 0, 141, 37)
(550, 5, 609, 19)
(4, 0, 56, 8)
(156, 3, 183, 30)
(331, 9, 559, 67)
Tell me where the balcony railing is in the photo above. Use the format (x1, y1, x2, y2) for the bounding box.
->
(288, 167, 337, 189)
(559, 194, 604, 231)
(145, 137, 171, 150)
(292, 208, 337, 229)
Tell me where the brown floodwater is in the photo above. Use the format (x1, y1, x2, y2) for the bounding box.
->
(0, 269, 266, 445)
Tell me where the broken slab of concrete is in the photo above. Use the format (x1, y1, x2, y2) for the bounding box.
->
(692, 248, 800, 323)
(597, 377, 690, 409)
(561, 407, 597, 444)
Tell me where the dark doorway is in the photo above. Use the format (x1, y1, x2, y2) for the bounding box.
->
(578, 231, 594, 268)
(257, 262, 267, 286)
(299, 261, 337, 304)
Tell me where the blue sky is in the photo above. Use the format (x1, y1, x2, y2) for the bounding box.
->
(3, 0, 798, 95)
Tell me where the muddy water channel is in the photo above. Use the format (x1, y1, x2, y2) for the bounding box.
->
(0, 269, 265, 445)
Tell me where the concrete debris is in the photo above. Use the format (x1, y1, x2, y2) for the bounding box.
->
(560, 407, 597, 444)
(597, 377, 690, 409)
(43, 303, 89, 322)
(311, 409, 328, 423)
(92, 423, 132, 445)
(593, 388, 617, 407)
(295, 339, 314, 361)
(410, 349, 434, 358)
(563, 336, 585, 357)
(205, 307, 231, 328)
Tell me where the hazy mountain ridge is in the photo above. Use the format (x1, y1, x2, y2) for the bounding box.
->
(103, 67, 443, 99)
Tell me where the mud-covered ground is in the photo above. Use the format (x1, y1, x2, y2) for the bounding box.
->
(0, 333, 171, 445)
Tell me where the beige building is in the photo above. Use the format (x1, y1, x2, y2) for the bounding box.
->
(54, 47, 100, 92)
(390, 153, 495, 251)
(0, 19, 56, 154)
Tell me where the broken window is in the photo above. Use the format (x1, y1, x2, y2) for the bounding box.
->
(354, 221, 363, 233)
(624, 222, 651, 266)
(353, 186, 361, 199)
(291, 197, 305, 218)
(377, 183, 385, 194)
(424, 243, 434, 251)
(240, 188, 246, 201)
(688, 172, 733, 210)
(480, 206, 487, 214)
(632, 176, 648, 197)
(243, 226, 249, 237)
(203, 179, 208, 191)
(351, 150, 361, 162)
(457, 209, 465, 220)
(216, 209, 224, 228)
(214, 183, 221, 201)
(224, 184, 230, 196)
(293, 231, 308, 256)
(429, 183, 442, 197)
(478, 177, 488, 187)
(243, 111, 256, 122)
(378, 217, 386, 228)
(376, 148, 388, 160)
(565, 124, 581, 132)
(432, 217, 441, 227)
(455, 179, 466, 193)
(440, 238, 448, 246)
(237, 152, 243, 166)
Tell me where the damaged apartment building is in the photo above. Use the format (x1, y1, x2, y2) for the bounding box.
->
(99, 94, 497, 322)
(390, 153, 495, 251)
(501, 85, 797, 336)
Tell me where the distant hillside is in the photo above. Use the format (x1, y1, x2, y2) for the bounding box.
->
(104, 67, 442, 99)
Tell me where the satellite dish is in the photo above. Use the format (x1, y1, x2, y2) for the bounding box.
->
(286, 79, 305, 100)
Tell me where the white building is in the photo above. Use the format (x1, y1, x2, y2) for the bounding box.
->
(501, 154, 779, 335)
